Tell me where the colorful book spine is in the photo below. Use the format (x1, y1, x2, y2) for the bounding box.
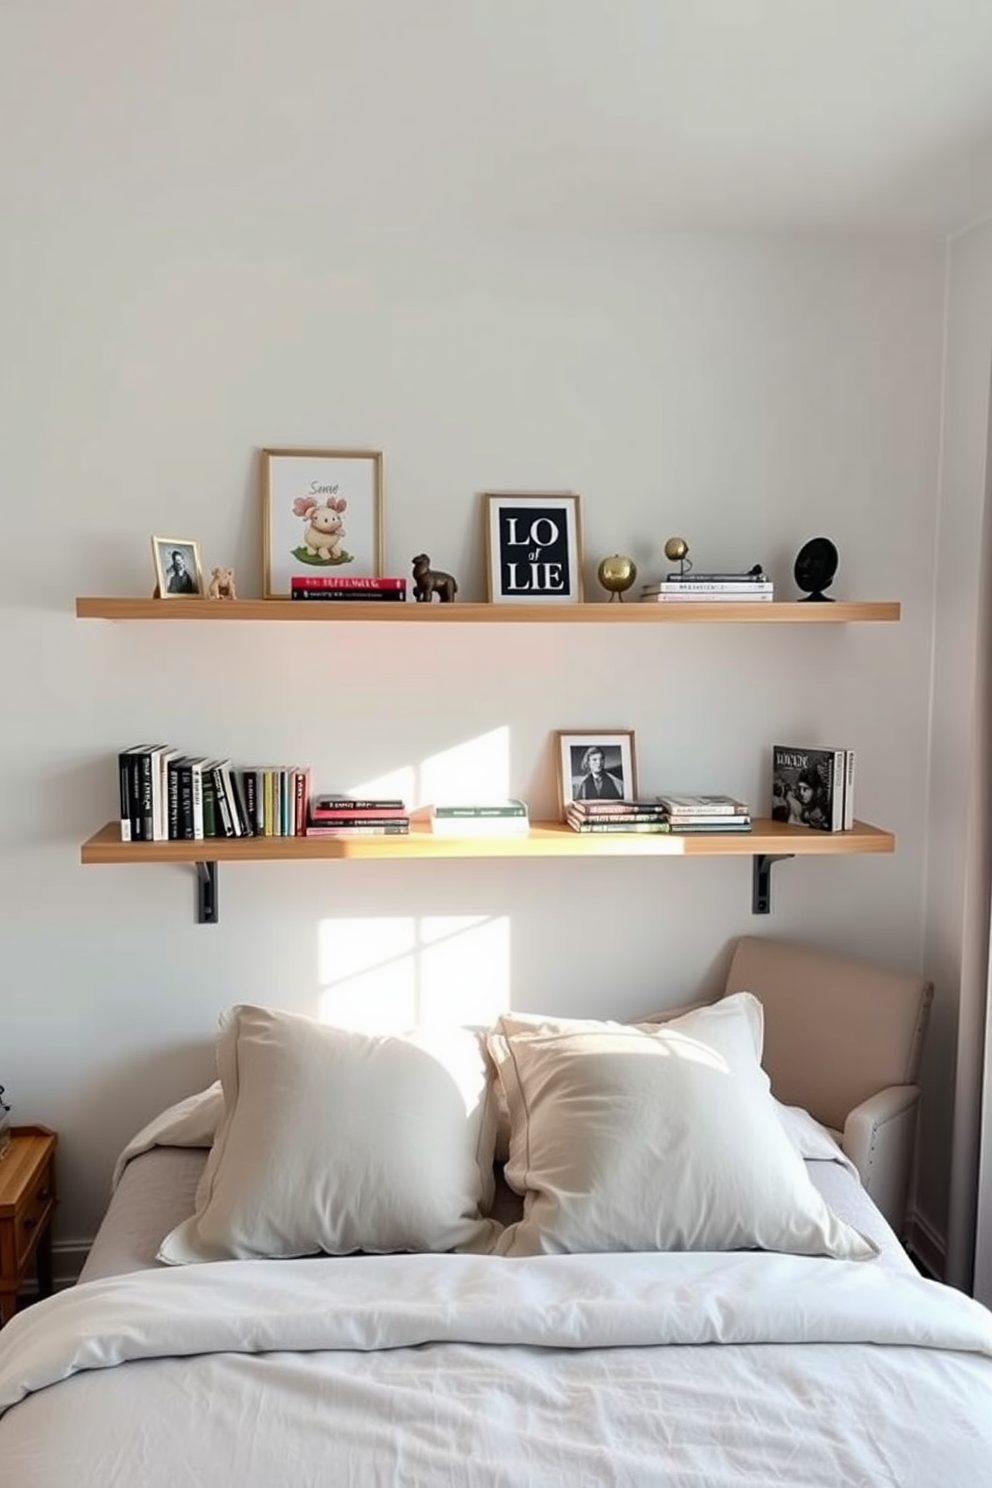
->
(305, 823, 411, 836)
(290, 589, 407, 601)
(290, 576, 407, 590)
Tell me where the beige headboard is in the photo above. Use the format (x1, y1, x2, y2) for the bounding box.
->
(723, 935, 933, 1133)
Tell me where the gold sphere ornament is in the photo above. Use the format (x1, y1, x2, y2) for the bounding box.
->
(664, 536, 689, 563)
(597, 553, 637, 602)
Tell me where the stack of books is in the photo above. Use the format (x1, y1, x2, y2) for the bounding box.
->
(640, 569, 773, 603)
(429, 801, 529, 836)
(770, 745, 854, 832)
(290, 576, 408, 602)
(565, 799, 672, 833)
(306, 795, 411, 836)
(117, 747, 312, 840)
(654, 794, 753, 832)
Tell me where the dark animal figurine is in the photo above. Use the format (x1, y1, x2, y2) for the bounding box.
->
(411, 553, 458, 603)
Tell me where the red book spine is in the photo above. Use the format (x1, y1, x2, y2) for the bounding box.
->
(290, 576, 407, 590)
(310, 807, 409, 821)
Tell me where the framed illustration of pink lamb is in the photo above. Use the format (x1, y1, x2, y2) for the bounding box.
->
(261, 448, 384, 598)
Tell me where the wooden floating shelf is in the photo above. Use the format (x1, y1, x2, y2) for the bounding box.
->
(79, 819, 895, 922)
(81, 819, 895, 864)
(75, 598, 901, 624)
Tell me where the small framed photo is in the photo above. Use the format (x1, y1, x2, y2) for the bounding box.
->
(555, 730, 637, 816)
(484, 492, 583, 604)
(152, 537, 204, 598)
(262, 447, 384, 598)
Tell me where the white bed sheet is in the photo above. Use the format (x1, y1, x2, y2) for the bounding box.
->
(3, 1247, 992, 1487)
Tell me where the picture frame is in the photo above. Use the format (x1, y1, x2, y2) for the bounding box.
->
(261, 447, 384, 598)
(152, 537, 204, 598)
(555, 729, 637, 817)
(484, 492, 583, 604)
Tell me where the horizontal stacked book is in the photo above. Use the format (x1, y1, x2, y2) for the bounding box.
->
(306, 795, 411, 836)
(117, 747, 311, 840)
(771, 745, 855, 832)
(290, 577, 408, 602)
(566, 799, 673, 833)
(640, 569, 773, 603)
(429, 801, 530, 837)
(654, 793, 753, 832)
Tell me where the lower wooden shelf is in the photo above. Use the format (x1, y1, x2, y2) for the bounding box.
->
(80, 818, 893, 863)
(80, 819, 895, 922)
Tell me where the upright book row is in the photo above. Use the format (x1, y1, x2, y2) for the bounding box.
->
(117, 746, 310, 842)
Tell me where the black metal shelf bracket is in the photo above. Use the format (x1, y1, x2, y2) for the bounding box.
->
(751, 853, 794, 915)
(195, 862, 219, 924)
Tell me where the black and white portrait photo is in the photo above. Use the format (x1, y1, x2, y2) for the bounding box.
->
(152, 537, 204, 598)
(555, 730, 637, 815)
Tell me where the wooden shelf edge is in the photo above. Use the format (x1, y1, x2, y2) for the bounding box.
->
(80, 819, 895, 864)
(75, 598, 901, 624)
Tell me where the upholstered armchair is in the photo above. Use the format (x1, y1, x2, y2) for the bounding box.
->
(721, 935, 933, 1235)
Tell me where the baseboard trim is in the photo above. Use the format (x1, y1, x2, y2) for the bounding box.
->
(904, 1210, 946, 1282)
(52, 1239, 90, 1292)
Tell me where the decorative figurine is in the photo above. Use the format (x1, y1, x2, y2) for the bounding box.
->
(597, 554, 638, 602)
(793, 538, 838, 602)
(208, 566, 238, 600)
(411, 553, 458, 603)
(664, 536, 691, 576)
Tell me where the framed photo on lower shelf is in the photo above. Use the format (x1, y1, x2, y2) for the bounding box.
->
(484, 492, 583, 604)
(555, 730, 637, 816)
(262, 447, 384, 598)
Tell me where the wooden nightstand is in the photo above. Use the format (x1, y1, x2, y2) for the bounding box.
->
(0, 1125, 57, 1326)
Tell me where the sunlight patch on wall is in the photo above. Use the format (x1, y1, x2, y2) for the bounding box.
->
(350, 725, 512, 811)
(318, 915, 510, 1030)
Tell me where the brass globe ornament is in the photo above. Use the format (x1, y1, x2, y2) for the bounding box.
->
(664, 536, 691, 576)
(597, 554, 638, 602)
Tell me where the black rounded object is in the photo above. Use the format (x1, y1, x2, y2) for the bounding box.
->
(794, 537, 838, 602)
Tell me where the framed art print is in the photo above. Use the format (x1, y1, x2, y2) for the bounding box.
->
(484, 492, 583, 604)
(555, 730, 637, 817)
(152, 537, 204, 598)
(262, 448, 383, 598)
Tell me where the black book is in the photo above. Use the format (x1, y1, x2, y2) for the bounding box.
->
(211, 760, 237, 838)
(230, 769, 255, 837)
(166, 756, 185, 840)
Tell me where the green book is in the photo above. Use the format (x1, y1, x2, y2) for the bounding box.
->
(432, 800, 528, 818)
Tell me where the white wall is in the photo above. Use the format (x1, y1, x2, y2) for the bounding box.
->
(0, 9, 947, 1257)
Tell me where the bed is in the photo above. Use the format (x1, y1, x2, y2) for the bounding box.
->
(1, 982, 991, 1487)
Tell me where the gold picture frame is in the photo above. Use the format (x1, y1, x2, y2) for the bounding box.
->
(261, 447, 384, 598)
(152, 537, 204, 598)
(554, 729, 638, 818)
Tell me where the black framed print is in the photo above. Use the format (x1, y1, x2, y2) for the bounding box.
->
(484, 492, 583, 604)
(555, 730, 637, 817)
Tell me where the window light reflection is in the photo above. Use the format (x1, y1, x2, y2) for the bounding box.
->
(318, 915, 510, 1032)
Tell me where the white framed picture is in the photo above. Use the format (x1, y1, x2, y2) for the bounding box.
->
(261, 448, 383, 598)
(484, 492, 583, 604)
(152, 537, 204, 598)
(554, 729, 637, 817)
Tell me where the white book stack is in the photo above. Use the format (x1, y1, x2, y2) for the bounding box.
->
(641, 571, 773, 602)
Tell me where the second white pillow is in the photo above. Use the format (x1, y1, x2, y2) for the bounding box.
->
(487, 993, 876, 1261)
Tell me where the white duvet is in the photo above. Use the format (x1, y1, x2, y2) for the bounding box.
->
(2, 1248, 992, 1487)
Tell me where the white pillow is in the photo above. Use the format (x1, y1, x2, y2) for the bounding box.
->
(486, 993, 877, 1261)
(159, 1005, 500, 1263)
